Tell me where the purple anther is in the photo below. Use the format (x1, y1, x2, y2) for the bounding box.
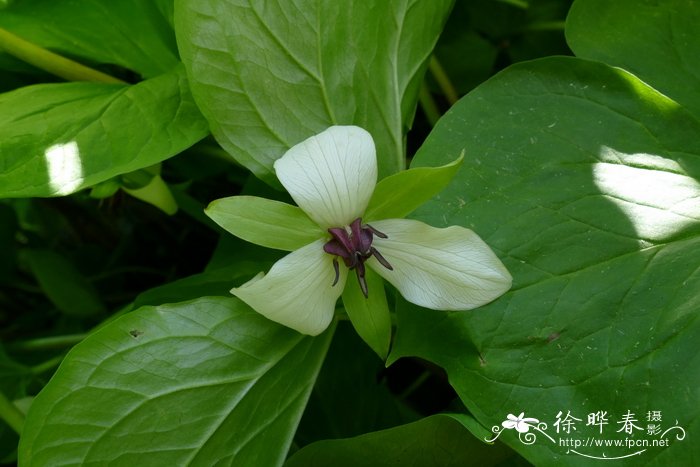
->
(323, 217, 393, 297)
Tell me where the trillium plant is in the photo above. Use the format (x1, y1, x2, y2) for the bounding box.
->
(208, 126, 512, 337)
(5, 0, 698, 465)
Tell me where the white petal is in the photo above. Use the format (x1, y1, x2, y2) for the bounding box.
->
(231, 240, 347, 335)
(274, 126, 377, 228)
(367, 219, 512, 310)
(502, 420, 518, 429)
(515, 422, 531, 433)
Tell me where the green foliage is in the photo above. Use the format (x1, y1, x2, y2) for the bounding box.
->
(365, 153, 464, 221)
(2, 0, 698, 465)
(389, 3, 700, 463)
(341, 268, 392, 360)
(0, 0, 178, 77)
(19, 297, 334, 466)
(176, 0, 454, 181)
(567, 0, 700, 116)
(205, 196, 323, 251)
(24, 249, 106, 317)
(0, 66, 208, 198)
(287, 414, 514, 466)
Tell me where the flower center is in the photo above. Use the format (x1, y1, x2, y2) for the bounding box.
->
(323, 217, 393, 297)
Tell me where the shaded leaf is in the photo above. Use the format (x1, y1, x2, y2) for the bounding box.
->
(24, 249, 105, 317)
(567, 0, 700, 118)
(295, 322, 416, 446)
(19, 297, 334, 466)
(287, 413, 514, 467)
(341, 268, 392, 360)
(0, 0, 179, 78)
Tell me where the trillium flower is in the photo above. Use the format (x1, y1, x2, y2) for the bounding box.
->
(502, 413, 539, 433)
(229, 125, 511, 335)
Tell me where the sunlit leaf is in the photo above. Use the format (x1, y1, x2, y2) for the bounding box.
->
(175, 0, 453, 181)
(0, 65, 208, 198)
(391, 57, 700, 465)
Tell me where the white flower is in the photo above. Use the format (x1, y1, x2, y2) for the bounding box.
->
(502, 413, 539, 433)
(232, 125, 512, 335)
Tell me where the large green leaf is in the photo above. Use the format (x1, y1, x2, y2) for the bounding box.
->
(19, 297, 333, 466)
(175, 0, 453, 181)
(0, 65, 208, 198)
(287, 413, 515, 467)
(390, 56, 700, 466)
(566, 0, 700, 118)
(0, 0, 178, 78)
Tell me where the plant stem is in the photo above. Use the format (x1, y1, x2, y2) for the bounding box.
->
(0, 27, 126, 84)
(418, 82, 441, 127)
(429, 56, 459, 106)
(9, 333, 86, 352)
(523, 20, 566, 32)
(397, 370, 432, 401)
(31, 354, 66, 376)
(0, 391, 24, 435)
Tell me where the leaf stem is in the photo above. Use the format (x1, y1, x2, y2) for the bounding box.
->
(418, 82, 441, 127)
(0, 391, 24, 435)
(429, 56, 459, 106)
(397, 370, 431, 401)
(0, 27, 126, 84)
(9, 333, 86, 352)
(31, 354, 66, 376)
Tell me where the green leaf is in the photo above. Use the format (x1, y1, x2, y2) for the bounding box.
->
(19, 297, 334, 466)
(123, 175, 179, 215)
(341, 268, 392, 360)
(132, 263, 271, 309)
(24, 249, 106, 317)
(0, 0, 178, 78)
(175, 0, 453, 181)
(391, 56, 700, 465)
(295, 323, 416, 446)
(286, 413, 515, 467)
(206, 196, 323, 251)
(364, 153, 464, 222)
(566, 0, 700, 118)
(0, 65, 208, 198)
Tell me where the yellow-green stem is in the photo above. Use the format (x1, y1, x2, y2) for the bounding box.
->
(0, 27, 126, 84)
(10, 333, 86, 352)
(418, 82, 441, 127)
(0, 391, 24, 435)
(429, 56, 459, 106)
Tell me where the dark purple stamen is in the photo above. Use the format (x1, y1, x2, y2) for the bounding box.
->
(323, 217, 393, 297)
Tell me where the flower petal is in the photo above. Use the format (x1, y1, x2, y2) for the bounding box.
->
(515, 422, 531, 433)
(274, 126, 377, 228)
(231, 240, 347, 335)
(502, 420, 518, 430)
(367, 219, 512, 310)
